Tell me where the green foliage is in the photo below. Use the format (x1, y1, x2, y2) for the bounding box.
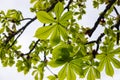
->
(35, 2, 72, 45)
(0, 0, 120, 80)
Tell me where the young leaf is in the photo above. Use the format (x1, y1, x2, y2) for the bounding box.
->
(34, 26, 54, 40)
(58, 64, 67, 80)
(87, 68, 95, 80)
(110, 57, 120, 68)
(97, 58, 106, 71)
(67, 64, 76, 80)
(54, 2, 63, 20)
(50, 26, 60, 46)
(52, 43, 70, 60)
(36, 11, 55, 23)
(60, 11, 72, 22)
(0, 27, 5, 34)
(59, 26, 68, 40)
(93, 67, 100, 79)
(47, 75, 56, 80)
(35, 73, 38, 80)
(96, 54, 106, 60)
(110, 47, 120, 54)
(105, 59, 114, 77)
(48, 60, 65, 68)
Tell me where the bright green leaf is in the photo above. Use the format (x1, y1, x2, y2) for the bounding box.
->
(54, 2, 63, 20)
(36, 11, 55, 23)
(48, 60, 65, 68)
(35, 73, 38, 80)
(60, 11, 72, 22)
(59, 26, 68, 40)
(34, 26, 54, 40)
(52, 43, 70, 60)
(110, 57, 120, 68)
(105, 59, 114, 77)
(87, 68, 95, 80)
(0, 27, 5, 33)
(58, 63, 67, 80)
(47, 75, 56, 80)
(110, 47, 120, 54)
(67, 64, 76, 80)
(96, 54, 106, 60)
(97, 58, 106, 71)
(93, 67, 100, 79)
(50, 26, 60, 45)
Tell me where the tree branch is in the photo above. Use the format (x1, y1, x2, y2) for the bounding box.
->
(65, 0, 73, 10)
(87, 0, 116, 37)
(25, 39, 40, 55)
(46, 66, 58, 78)
(113, 6, 120, 44)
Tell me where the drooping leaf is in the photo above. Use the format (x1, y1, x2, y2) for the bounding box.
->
(47, 75, 56, 80)
(58, 63, 67, 80)
(110, 57, 120, 68)
(34, 26, 54, 40)
(67, 64, 76, 80)
(93, 67, 100, 79)
(87, 68, 95, 80)
(97, 58, 106, 71)
(35, 73, 38, 80)
(71, 63, 84, 77)
(54, 2, 63, 20)
(36, 11, 55, 23)
(110, 47, 120, 54)
(105, 59, 114, 77)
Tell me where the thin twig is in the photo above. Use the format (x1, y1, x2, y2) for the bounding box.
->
(46, 66, 58, 78)
(25, 39, 40, 55)
(113, 6, 119, 16)
(19, 18, 32, 21)
(65, 0, 73, 10)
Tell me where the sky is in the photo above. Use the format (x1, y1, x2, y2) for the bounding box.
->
(0, 0, 120, 80)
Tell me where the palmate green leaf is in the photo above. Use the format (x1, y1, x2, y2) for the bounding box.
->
(60, 11, 73, 22)
(110, 47, 120, 54)
(35, 73, 38, 80)
(54, 2, 63, 20)
(87, 68, 95, 80)
(110, 57, 120, 68)
(96, 54, 106, 60)
(70, 62, 84, 78)
(30, 0, 37, 3)
(0, 27, 5, 34)
(50, 26, 60, 46)
(59, 26, 68, 40)
(36, 11, 55, 23)
(34, 26, 54, 40)
(70, 58, 85, 77)
(97, 58, 106, 71)
(105, 59, 114, 77)
(52, 43, 70, 60)
(48, 59, 65, 68)
(47, 75, 56, 80)
(58, 63, 67, 80)
(93, 67, 100, 79)
(93, 0, 99, 8)
(67, 64, 76, 80)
